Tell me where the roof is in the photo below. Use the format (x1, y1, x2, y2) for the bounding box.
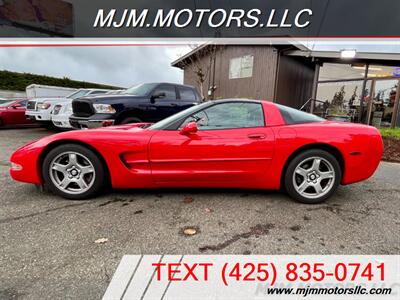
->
(171, 44, 211, 68)
(171, 43, 307, 69)
(285, 50, 400, 66)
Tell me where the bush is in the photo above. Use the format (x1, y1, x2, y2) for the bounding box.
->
(380, 128, 400, 139)
(0, 70, 121, 91)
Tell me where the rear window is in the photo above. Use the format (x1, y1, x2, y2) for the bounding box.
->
(277, 104, 325, 124)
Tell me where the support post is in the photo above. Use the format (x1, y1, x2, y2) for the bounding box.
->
(358, 64, 369, 123)
(310, 63, 320, 114)
(390, 80, 400, 128)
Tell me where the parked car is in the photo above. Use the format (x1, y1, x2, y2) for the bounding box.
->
(0, 98, 37, 128)
(69, 83, 201, 129)
(26, 89, 110, 128)
(51, 89, 123, 129)
(51, 102, 74, 129)
(10, 99, 383, 204)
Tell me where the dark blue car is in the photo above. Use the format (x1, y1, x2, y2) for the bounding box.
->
(69, 82, 201, 129)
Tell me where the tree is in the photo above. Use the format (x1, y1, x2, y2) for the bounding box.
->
(349, 86, 358, 106)
(331, 85, 345, 108)
(178, 44, 218, 101)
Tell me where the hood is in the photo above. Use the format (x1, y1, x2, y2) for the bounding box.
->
(55, 122, 152, 137)
(75, 94, 144, 104)
(92, 122, 153, 131)
(15, 122, 154, 153)
(49, 98, 71, 106)
(31, 97, 69, 103)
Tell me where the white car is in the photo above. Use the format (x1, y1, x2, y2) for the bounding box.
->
(51, 89, 126, 129)
(51, 101, 75, 129)
(26, 89, 110, 128)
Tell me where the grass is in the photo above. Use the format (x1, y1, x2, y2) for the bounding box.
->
(380, 128, 400, 139)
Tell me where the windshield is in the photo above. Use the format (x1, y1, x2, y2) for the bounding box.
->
(0, 100, 14, 107)
(123, 83, 158, 96)
(67, 90, 90, 99)
(148, 102, 207, 130)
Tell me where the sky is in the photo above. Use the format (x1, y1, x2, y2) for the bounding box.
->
(0, 43, 399, 88)
(0, 45, 191, 88)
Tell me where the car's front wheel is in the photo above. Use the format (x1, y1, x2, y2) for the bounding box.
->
(42, 144, 106, 200)
(284, 149, 341, 204)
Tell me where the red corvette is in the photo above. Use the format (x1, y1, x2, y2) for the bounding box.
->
(9, 100, 383, 204)
(0, 98, 36, 128)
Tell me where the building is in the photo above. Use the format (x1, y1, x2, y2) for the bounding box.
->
(172, 45, 400, 128)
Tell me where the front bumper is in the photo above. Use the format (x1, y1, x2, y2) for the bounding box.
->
(69, 115, 115, 129)
(9, 141, 43, 185)
(25, 111, 51, 121)
(52, 114, 73, 129)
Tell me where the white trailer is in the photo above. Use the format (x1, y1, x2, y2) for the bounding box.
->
(26, 84, 77, 98)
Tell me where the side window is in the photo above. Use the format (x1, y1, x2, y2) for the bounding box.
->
(152, 85, 177, 100)
(90, 91, 107, 95)
(178, 86, 196, 101)
(180, 102, 264, 130)
(18, 100, 28, 107)
(277, 104, 325, 124)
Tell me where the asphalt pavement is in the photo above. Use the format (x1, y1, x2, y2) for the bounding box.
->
(0, 127, 399, 299)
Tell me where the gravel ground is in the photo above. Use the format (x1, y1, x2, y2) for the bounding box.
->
(0, 127, 399, 299)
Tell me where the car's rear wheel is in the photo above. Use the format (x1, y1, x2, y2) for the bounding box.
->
(120, 117, 142, 124)
(284, 149, 341, 204)
(42, 144, 106, 200)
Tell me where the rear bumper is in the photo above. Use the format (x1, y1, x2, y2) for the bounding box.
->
(341, 133, 383, 185)
(69, 115, 115, 129)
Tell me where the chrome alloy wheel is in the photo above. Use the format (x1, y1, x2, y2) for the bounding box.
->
(292, 156, 335, 200)
(49, 151, 96, 195)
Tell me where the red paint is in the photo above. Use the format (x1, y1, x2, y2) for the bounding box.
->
(9, 101, 383, 191)
(0, 99, 34, 127)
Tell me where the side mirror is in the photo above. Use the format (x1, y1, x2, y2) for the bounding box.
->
(180, 121, 198, 135)
(150, 92, 166, 103)
(11, 104, 21, 109)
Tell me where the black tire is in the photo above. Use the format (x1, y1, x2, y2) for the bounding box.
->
(0, 118, 3, 127)
(42, 144, 106, 200)
(284, 149, 341, 204)
(120, 117, 142, 125)
(44, 122, 57, 131)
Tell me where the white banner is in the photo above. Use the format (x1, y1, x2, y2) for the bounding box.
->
(103, 255, 400, 300)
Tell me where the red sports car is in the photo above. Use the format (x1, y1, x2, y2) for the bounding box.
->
(0, 98, 36, 128)
(9, 100, 383, 204)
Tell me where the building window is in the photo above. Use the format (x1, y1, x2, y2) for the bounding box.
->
(316, 63, 400, 127)
(319, 63, 367, 81)
(229, 55, 254, 79)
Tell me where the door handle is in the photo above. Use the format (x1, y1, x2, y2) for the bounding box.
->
(170, 103, 178, 107)
(248, 133, 266, 139)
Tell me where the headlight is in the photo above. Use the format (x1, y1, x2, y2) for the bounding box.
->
(52, 105, 62, 114)
(37, 102, 51, 110)
(93, 104, 116, 114)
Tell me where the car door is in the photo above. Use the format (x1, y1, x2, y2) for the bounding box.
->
(149, 84, 181, 120)
(5, 100, 29, 125)
(148, 101, 275, 188)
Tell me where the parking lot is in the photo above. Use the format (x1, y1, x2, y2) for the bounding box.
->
(0, 127, 399, 299)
